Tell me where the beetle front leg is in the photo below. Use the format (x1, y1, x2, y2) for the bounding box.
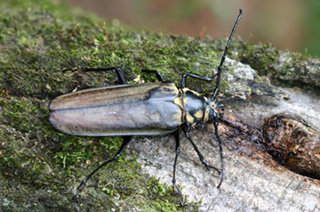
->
(184, 127, 221, 174)
(181, 73, 217, 88)
(73, 136, 132, 201)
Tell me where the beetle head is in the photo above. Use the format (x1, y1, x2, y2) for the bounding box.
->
(205, 100, 224, 123)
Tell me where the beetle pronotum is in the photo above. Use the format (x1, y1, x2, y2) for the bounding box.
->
(49, 10, 242, 203)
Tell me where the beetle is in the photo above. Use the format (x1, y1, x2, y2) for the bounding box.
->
(49, 10, 242, 203)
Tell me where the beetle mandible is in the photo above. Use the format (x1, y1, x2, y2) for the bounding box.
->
(49, 9, 242, 203)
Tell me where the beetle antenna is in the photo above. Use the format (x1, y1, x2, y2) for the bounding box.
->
(212, 9, 242, 100)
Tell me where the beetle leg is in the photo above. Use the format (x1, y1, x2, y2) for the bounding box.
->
(214, 116, 224, 188)
(141, 69, 164, 82)
(172, 130, 184, 206)
(181, 10, 242, 94)
(75, 67, 165, 83)
(184, 128, 221, 174)
(80, 67, 128, 84)
(73, 136, 132, 201)
(181, 72, 217, 88)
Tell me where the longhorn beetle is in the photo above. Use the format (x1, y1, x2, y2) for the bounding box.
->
(49, 10, 242, 204)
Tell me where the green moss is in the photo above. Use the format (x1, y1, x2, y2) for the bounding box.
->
(2, 0, 318, 211)
(233, 41, 320, 89)
(0, 0, 210, 210)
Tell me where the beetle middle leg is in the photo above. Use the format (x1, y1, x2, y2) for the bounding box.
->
(171, 130, 184, 205)
(72, 67, 134, 200)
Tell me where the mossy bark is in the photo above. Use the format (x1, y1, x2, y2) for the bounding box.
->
(0, 0, 319, 211)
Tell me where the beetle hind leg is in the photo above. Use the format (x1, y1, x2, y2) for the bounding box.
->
(72, 136, 132, 201)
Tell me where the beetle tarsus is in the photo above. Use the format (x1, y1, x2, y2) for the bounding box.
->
(172, 178, 184, 206)
(72, 180, 86, 201)
(173, 184, 184, 206)
(202, 159, 221, 174)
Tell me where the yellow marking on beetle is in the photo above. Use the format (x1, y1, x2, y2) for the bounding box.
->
(203, 106, 210, 123)
(194, 109, 203, 119)
(181, 87, 200, 96)
(182, 87, 190, 92)
(183, 97, 188, 105)
(186, 113, 195, 124)
(182, 87, 201, 96)
(174, 107, 183, 125)
(174, 96, 184, 109)
(174, 89, 184, 122)
(190, 89, 201, 96)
